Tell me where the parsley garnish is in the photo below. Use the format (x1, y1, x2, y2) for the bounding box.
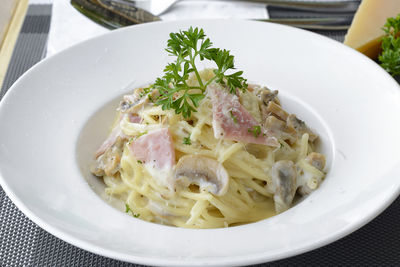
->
(379, 14, 400, 76)
(183, 135, 192, 145)
(125, 204, 140, 218)
(137, 160, 143, 164)
(248, 125, 261, 138)
(154, 27, 247, 118)
(229, 110, 238, 124)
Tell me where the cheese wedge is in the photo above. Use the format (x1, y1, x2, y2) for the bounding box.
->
(344, 0, 400, 59)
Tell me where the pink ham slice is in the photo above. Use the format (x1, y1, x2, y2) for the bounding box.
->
(208, 83, 279, 147)
(129, 128, 175, 170)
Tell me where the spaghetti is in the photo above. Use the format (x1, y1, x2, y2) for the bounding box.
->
(90, 70, 326, 229)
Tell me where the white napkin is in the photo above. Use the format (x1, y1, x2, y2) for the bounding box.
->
(46, 0, 269, 57)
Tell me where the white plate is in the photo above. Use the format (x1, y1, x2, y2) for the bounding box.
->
(1, 20, 400, 266)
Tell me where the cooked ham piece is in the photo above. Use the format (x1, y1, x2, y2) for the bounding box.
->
(129, 128, 175, 170)
(208, 83, 279, 147)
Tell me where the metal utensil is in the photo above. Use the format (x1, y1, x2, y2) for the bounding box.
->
(71, 0, 354, 30)
(132, 0, 360, 16)
(71, 0, 160, 29)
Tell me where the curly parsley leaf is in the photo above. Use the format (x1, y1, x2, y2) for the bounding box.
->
(379, 14, 400, 77)
(154, 26, 247, 118)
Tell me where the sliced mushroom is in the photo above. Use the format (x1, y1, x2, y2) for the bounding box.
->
(305, 152, 326, 171)
(270, 160, 297, 213)
(119, 88, 141, 112)
(119, 88, 159, 114)
(265, 101, 289, 121)
(260, 89, 279, 106)
(265, 116, 285, 138)
(257, 88, 281, 121)
(265, 115, 286, 132)
(91, 137, 125, 177)
(286, 114, 318, 142)
(174, 155, 229, 196)
(264, 116, 296, 143)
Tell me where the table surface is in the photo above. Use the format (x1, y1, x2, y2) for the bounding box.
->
(1, 3, 400, 266)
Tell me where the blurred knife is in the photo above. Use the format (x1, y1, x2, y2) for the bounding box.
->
(71, 0, 160, 29)
(71, 0, 353, 30)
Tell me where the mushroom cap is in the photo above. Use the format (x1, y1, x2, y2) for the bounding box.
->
(305, 152, 326, 171)
(173, 155, 230, 196)
(271, 160, 297, 213)
(260, 89, 279, 106)
(286, 114, 318, 142)
(266, 101, 289, 121)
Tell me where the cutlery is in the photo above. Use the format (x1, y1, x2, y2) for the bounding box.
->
(131, 0, 361, 16)
(71, 0, 160, 29)
(71, 0, 354, 30)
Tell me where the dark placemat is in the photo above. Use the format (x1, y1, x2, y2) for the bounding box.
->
(1, 4, 400, 267)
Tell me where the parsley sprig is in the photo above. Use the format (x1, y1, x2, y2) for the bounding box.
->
(379, 14, 400, 77)
(154, 27, 247, 118)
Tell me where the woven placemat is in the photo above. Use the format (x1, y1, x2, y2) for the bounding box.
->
(1, 4, 400, 266)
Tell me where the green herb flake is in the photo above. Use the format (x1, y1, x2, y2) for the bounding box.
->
(183, 135, 192, 145)
(125, 203, 140, 218)
(125, 203, 131, 213)
(154, 27, 247, 118)
(229, 110, 238, 123)
(137, 160, 143, 164)
(248, 125, 261, 138)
